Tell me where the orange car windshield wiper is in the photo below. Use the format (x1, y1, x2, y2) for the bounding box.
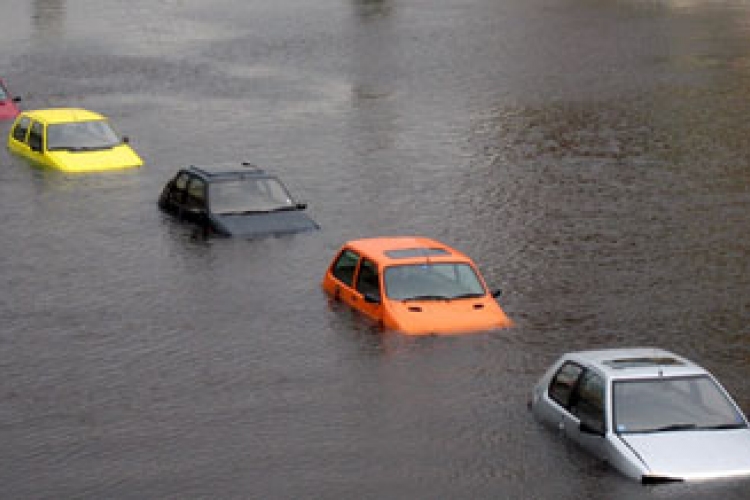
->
(450, 292, 485, 299)
(402, 295, 451, 302)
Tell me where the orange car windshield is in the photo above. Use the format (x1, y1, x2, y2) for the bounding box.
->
(383, 263, 486, 301)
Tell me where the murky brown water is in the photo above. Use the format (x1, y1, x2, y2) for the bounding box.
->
(2, 0, 750, 498)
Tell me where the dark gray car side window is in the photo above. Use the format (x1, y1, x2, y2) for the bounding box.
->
(167, 172, 190, 207)
(549, 362, 584, 408)
(174, 172, 189, 191)
(186, 178, 207, 210)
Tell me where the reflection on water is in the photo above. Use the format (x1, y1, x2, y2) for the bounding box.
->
(4, 0, 750, 498)
(349, 0, 396, 103)
(352, 0, 393, 20)
(466, 93, 750, 349)
(32, 0, 65, 39)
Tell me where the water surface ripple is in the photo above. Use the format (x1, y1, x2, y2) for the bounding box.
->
(2, 0, 750, 498)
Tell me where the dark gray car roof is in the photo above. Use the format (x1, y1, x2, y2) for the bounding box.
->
(186, 162, 273, 182)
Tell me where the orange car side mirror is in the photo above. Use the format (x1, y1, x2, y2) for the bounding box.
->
(363, 293, 381, 305)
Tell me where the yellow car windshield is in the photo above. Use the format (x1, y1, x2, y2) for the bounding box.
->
(47, 121, 121, 151)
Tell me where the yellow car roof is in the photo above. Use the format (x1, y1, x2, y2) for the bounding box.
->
(22, 108, 107, 124)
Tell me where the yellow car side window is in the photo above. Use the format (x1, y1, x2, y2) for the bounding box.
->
(28, 122, 44, 151)
(12, 117, 30, 142)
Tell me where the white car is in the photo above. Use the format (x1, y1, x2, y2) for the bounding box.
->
(530, 347, 750, 483)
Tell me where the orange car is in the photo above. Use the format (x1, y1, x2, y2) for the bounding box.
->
(322, 236, 513, 335)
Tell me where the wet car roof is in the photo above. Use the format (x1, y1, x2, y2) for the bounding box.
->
(22, 108, 106, 124)
(564, 348, 706, 380)
(185, 163, 273, 181)
(343, 236, 472, 266)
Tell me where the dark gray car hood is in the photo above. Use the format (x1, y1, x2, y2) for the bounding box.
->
(211, 210, 319, 237)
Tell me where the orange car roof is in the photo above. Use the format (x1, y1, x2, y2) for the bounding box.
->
(22, 108, 106, 124)
(344, 236, 472, 266)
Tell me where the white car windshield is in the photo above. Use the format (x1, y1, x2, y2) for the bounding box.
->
(383, 263, 486, 300)
(613, 375, 747, 434)
(47, 120, 121, 151)
(208, 177, 295, 214)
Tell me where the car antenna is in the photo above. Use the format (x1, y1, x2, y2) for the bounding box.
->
(422, 247, 434, 266)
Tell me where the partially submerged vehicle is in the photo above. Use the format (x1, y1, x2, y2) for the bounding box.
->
(158, 163, 319, 238)
(530, 347, 750, 483)
(7, 108, 143, 172)
(0, 78, 21, 120)
(322, 236, 513, 335)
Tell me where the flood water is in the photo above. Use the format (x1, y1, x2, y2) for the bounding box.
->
(2, 0, 750, 498)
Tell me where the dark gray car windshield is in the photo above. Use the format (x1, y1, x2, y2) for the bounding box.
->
(613, 375, 747, 434)
(383, 263, 486, 300)
(208, 177, 295, 214)
(46, 120, 121, 151)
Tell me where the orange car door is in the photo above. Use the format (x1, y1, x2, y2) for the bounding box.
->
(353, 258, 383, 323)
(327, 248, 360, 308)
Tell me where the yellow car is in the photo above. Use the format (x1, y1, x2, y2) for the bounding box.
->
(7, 108, 143, 173)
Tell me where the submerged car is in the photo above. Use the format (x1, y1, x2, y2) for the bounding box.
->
(530, 347, 750, 483)
(0, 78, 21, 120)
(7, 108, 143, 172)
(158, 163, 319, 238)
(321, 236, 513, 335)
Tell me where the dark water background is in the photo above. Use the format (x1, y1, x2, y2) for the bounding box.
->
(2, 0, 750, 498)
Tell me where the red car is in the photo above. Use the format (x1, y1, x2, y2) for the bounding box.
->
(0, 79, 21, 120)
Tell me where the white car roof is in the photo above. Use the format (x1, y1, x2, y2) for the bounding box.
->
(563, 347, 708, 381)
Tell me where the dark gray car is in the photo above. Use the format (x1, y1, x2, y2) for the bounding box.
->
(158, 163, 319, 238)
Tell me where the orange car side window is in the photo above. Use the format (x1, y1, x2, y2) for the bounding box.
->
(332, 250, 359, 287)
(355, 259, 380, 297)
